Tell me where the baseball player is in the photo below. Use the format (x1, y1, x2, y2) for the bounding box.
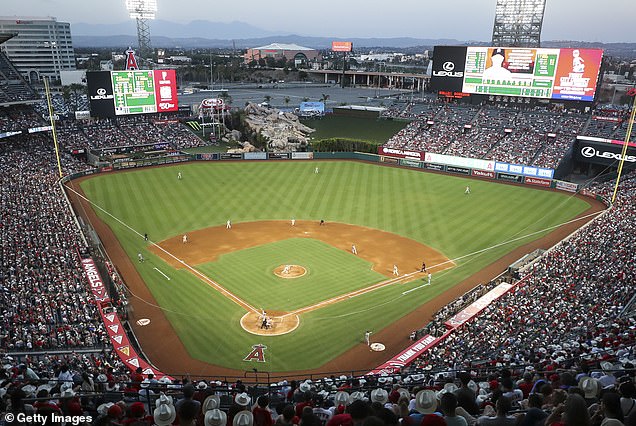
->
(351, 244, 357, 255)
(178, 172, 182, 180)
(144, 233, 148, 242)
(319, 219, 325, 226)
(182, 234, 188, 244)
(393, 264, 399, 276)
(427, 273, 432, 285)
(282, 265, 291, 274)
(291, 218, 296, 226)
(421, 261, 427, 273)
(226, 219, 232, 229)
(137, 252, 144, 263)
(365, 330, 372, 346)
(465, 185, 471, 194)
(314, 167, 319, 174)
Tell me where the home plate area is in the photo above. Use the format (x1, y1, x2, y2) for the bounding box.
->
(240, 310, 300, 336)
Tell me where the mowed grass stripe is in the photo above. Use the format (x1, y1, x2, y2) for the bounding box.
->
(79, 161, 591, 371)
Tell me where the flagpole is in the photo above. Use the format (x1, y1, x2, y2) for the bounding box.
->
(611, 91, 636, 203)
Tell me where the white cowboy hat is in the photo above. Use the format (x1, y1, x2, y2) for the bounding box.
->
(153, 401, 177, 426)
(415, 390, 437, 414)
(205, 409, 227, 426)
(370, 388, 389, 404)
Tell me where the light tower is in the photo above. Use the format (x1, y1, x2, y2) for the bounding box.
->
(491, 0, 547, 48)
(125, 0, 157, 66)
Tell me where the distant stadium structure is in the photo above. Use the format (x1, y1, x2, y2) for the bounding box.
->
(244, 42, 321, 66)
(491, 0, 546, 48)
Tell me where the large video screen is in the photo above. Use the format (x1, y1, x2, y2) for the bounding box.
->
(88, 69, 178, 118)
(432, 46, 603, 102)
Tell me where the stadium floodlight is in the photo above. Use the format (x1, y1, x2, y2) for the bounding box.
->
(125, 0, 157, 65)
(491, 0, 546, 48)
(126, 0, 157, 19)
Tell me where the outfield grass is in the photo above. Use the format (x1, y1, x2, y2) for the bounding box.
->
(302, 116, 407, 144)
(80, 161, 590, 371)
(196, 239, 386, 311)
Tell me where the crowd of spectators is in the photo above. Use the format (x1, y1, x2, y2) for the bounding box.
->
(1, 100, 635, 424)
(382, 102, 625, 169)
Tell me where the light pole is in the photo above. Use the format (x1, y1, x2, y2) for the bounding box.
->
(43, 41, 59, 82)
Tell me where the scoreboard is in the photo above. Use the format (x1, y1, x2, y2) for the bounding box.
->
(431, 46, 603, 102)
(88, 70, 179, 118)
(112, 70, 156, 115)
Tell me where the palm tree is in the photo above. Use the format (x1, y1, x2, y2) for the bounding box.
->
(284, 96, 290, 108)
(320, 94, 330, 104)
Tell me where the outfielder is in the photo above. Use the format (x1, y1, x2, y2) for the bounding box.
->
(178, 172, 182, 180)
(226, 219, 232, 229)
(465, 186, 471, 194)
(314, 167, 319, 174)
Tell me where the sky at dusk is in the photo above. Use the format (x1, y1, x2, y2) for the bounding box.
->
(2, 0, 634, 42)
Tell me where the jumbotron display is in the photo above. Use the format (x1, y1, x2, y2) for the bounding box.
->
(431, 46, 603, 101)
(87, 70, 178, 118)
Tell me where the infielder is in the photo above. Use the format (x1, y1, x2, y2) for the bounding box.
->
(282, 265, 291, 274)
(393, 264, 399, 276)
(291, 218, 296, 226)
(465, 186, 471, 194)
(226, 219, 232, 229)
(182, 234, 188, 244)
(365, 330, 372, 346)
(351, 244, 357, 255)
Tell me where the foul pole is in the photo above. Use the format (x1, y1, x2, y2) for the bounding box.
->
(44, 77, 63, 178)
(611, 90, 636, 203)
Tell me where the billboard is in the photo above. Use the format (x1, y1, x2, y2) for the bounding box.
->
(332, 41, 353, 52)
(575, 137, 636, 169)
(87, 71, 116, 118)
(87, 70, 179, 118)
(431, 46, 603, 101)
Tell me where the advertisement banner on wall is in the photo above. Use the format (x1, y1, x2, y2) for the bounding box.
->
(472, 169, 495, 179)
(524, 176, 552, 187)
(497, 172, 523, 183)
(244, 152, 267, 160)
(220, 153, 243, 160)
(291, 152, 314, 160)
(400, 158, 422, 168)
(268, 153, 290, 159)
(381, 157, 399, 165)
(495, 161, 554, 179)
(555, 180, 578, 192)
(378, 146, 424, 160)
(446, 165, 470, 175)
(425, 163, 445, 171)
(575, 139, 636, 169)
(425, 152, 495, 171)
(444, 283, 514, 329)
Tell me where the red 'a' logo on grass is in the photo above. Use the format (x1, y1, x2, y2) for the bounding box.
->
(243, 344, 267, 362)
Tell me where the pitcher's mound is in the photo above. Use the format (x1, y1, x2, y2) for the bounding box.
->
(240, 311, 300, 336)
(273, 264, 306, 278)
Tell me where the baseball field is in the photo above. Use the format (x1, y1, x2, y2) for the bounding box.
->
(75, 160, 595, 373)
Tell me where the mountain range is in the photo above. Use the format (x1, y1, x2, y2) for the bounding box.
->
(71, 20, 636, 56)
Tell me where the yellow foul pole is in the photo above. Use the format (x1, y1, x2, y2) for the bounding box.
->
(611, 93, 636, 203)
(44, 77, 63, 178)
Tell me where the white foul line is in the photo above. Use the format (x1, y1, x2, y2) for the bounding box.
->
(153, 267, 171, 281)
(402, 282, 431, 295)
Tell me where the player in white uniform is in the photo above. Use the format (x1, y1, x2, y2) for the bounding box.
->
(291, 218, 296, 226)
(365, 330, 372, 346)
(351, 244, 357, 255)
(182, 234, 188, 244)
(393, 265, 399, 276)
(138, 252, 144, 263)
(465, 186, 471, 194)
(314, 167, 319, 174)
(226, 219, 232, 229)
(178, 172, 182, 180)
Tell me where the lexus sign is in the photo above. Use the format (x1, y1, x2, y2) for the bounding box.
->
(575, 138, 636, 170)
(431, 46, 467, 92)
